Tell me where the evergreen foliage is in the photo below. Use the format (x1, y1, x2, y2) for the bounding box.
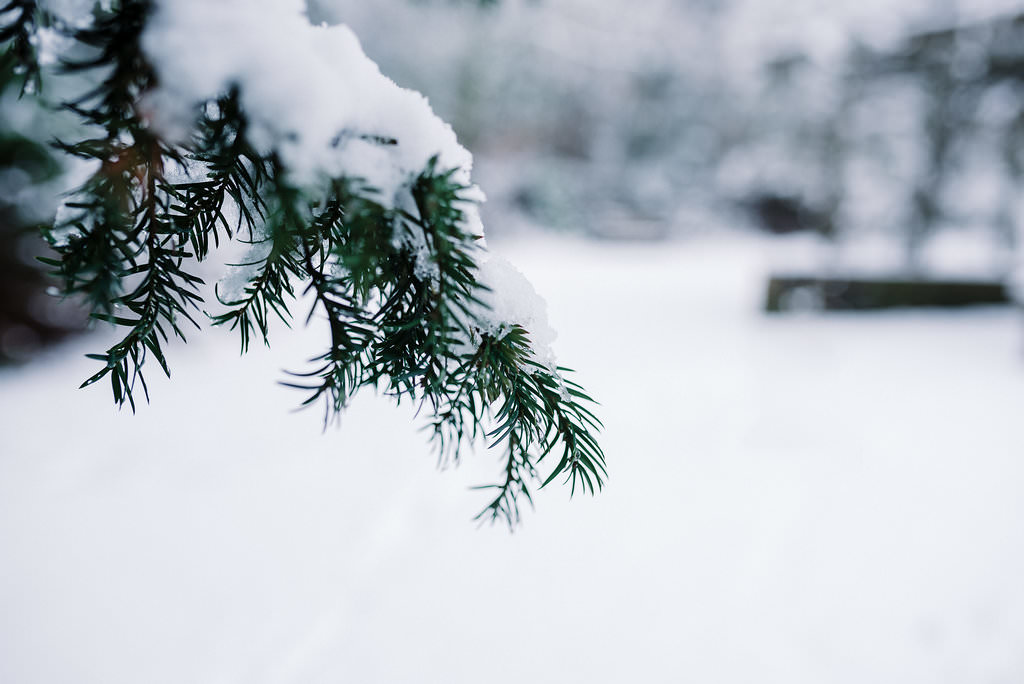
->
(1, 0, 604, 525)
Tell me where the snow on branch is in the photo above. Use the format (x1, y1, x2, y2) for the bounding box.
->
(5, 0, 604, 525)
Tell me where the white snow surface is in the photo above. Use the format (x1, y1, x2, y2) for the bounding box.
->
(3, 233, 1024, 683)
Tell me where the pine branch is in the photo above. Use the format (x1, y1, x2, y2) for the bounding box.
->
(42, 169, 135, 315)
(371, 156, 486, 401)
(457, 327, 606, 526)
(58, 0, 156, 133)
(81, 223, 202, 408)
(31, 1, 605, 526)
(209, 216, 300, 353)
(283, 207, 376, 425)
(167, 90, 270, 259)
(46, 0, 206, 409)
(474, 435, 537, 527)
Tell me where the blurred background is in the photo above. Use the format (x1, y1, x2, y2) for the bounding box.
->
(4, 0, 1024, 682)
(319, 0, 1024, 279)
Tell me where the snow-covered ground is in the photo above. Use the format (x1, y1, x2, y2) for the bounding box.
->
(2, 233, 1024, 683)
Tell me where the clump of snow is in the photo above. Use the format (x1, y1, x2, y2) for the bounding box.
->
(140, 0, 475, 207)
(28, 27, 71, 67)
(399, 225, 441, 284)
(48, 202, 82, 247)
(474, 256, 558, 368)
